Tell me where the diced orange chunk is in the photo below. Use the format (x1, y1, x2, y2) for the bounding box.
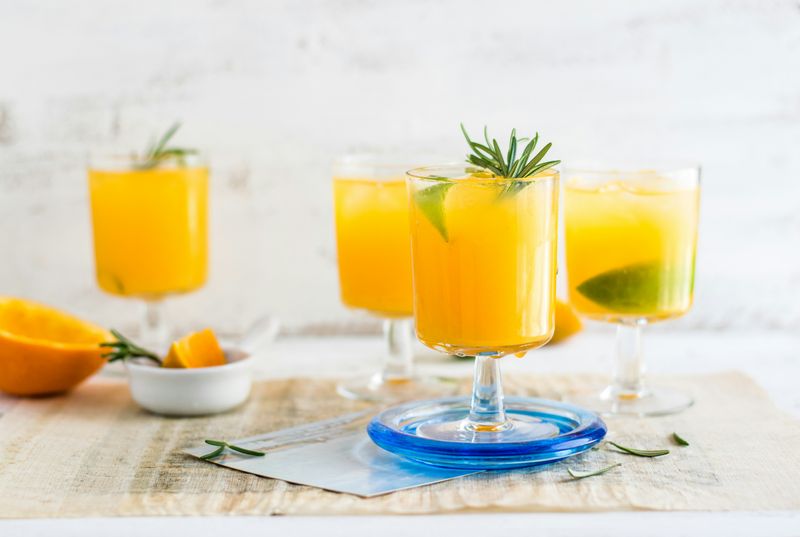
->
(162, 328, 226, 369)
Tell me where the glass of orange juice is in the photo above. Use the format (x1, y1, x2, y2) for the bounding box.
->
(564, 164, 701, 416)
(367, 158, 606, 468)
(333, 154, 453, 402)
(88, 125, 208, 347)
(367, 127, 607, 469)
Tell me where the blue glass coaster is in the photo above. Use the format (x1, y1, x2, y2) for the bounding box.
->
(367, 396, 607, 469)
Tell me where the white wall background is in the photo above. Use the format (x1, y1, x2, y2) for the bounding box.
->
(1, 0, 799, 335)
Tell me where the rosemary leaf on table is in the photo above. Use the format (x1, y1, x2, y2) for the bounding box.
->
(200, 439, 266, 460)
(608, 441, 670, 458)
(567, 462, 622, 480)
(672, 432, 690, 446)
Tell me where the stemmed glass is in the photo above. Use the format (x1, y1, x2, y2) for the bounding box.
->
(87, 152, 208, 348)
(367, 165, 605, 469)
(332, 155, 451, 402)
(563, 165, 701, 416)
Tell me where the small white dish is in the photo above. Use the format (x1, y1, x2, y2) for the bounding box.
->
(125, 348, 254, 416)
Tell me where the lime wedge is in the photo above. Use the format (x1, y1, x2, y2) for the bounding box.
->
(414, 182, 454, 242)
(576, 262, 674, 312)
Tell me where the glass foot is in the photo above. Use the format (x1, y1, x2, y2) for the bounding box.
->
(336, 374, 458, 403)
(367, 396, 607, 469)
(567, 385, 693, 417)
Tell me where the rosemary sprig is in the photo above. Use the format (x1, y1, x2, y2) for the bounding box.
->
(414, 124, 560, 242)
(200, 439, 266, 460)
(134, 122, 197, 170)
(567, 462, 622, 480)
(100, 329, 162, 365)
(460, 124, 559, 179)
(461, 123, 559, 198)
(672, 432, 690, 446)
(608, 441, 670, 458)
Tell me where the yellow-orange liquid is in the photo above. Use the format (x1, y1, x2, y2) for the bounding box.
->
(88, 166, 208, 297)
(333, 178, 413, 317)
(564, 174, 699, 322)
(408, 172, 559, 356)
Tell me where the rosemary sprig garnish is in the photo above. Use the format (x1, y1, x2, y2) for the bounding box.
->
(461, 123, 560, 198)
(672, 432, 690, 446)
(100, 329, 162, 365)
(134, 122, 197, 170)
(567, 462, 622, 480)
(413, 124, 560, 242)
(608, 441, 670, 458)
(200, 439, 266, 460)
(460, 124, 560, 180)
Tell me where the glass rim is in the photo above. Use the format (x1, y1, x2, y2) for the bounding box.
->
(333, 153, 443, 168)
(332, 154, 462, 179)
(406, 164, 559, 184)
(563, 161, 701, 176)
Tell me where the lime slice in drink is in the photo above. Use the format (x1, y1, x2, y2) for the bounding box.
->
(576, 262, 668, 312)
(414, 182, 454, 242)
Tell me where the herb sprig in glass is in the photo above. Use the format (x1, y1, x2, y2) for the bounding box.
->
(413, 124, 561, 242)
(134, 122, 197, 170)
(460, 124, 560, 178)
(460, 123, 560, 197)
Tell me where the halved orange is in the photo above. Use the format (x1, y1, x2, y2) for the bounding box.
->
(162, 328, 226, 369)
(0, 297, 111, 396)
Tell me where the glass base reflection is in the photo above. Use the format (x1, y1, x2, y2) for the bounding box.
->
(567, 385, 693, 417)
(337, 374, 459, 403)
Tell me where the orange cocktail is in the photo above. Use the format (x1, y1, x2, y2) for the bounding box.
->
(332, 155, 450, 402)
(88, 124, 207, 346)
(89, 164, 208, 298)
(563, 165, 701, 416)
(333, 177, 412, 318)
(409, 169, 558, 356)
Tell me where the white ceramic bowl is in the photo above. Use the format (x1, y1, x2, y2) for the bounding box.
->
(125, 349, 254, 416)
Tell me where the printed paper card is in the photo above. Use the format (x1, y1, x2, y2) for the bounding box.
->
(184, 411, 478, 497)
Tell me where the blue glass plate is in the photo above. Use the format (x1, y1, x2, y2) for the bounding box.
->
(367, 396, 607, 469)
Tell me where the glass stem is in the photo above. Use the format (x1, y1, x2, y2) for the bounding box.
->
(381, 318, 414, 382)
(467, 355, 508, 429)
(609, 320, 649, 399)
(140, 299, 168, 349)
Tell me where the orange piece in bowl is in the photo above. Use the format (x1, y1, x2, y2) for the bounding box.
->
(162, 328, 226, 369)
(0, 297, 111, 396)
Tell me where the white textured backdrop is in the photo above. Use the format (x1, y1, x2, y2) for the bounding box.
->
(1, 0, 799, 335)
